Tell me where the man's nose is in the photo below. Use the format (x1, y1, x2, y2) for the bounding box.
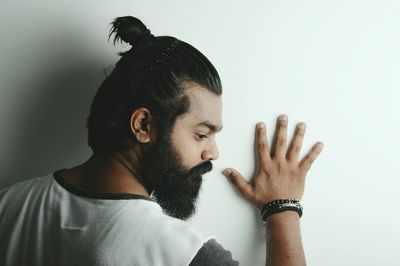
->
(201, 139, 219, 161)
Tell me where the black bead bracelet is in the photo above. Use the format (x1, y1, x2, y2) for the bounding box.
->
(260, 199, 303, 222)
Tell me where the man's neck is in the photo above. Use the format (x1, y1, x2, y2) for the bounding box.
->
(59, 151, 150, 196)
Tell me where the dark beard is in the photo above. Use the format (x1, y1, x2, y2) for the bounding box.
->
(140, 131, 213, 220)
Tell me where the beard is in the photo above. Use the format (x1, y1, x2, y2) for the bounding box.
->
(139, 129, 213, 220)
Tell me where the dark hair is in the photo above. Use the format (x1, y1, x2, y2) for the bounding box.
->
(86, 16, 222, 154)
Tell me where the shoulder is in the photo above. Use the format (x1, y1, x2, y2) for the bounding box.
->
(125, 201, 210, 246)
(0, 174, 53, 205)
(98, 200, 214, 265)
(189, 238, 239, 266)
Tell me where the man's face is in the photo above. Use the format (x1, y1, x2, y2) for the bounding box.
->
(141, 84, 223, 220)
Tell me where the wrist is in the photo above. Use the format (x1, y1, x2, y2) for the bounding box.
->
(265, 210, 300, 225)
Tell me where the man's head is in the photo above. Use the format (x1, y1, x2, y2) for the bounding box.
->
(86, 16, 223, 219)
(138, 84, 222, 220)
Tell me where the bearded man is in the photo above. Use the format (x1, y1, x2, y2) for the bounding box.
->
(0, 16, 324, 266)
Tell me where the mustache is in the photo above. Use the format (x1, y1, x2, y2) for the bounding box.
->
(188, 160, 213, 176)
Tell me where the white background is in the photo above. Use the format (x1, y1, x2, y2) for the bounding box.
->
(1, 0, 399, 265)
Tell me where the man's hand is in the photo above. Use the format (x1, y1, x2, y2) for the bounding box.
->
(223, 114, 324, 208)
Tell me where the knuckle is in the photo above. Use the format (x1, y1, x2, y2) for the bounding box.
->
(305, 153, 313, 161)
(277, 138, 286, 147)
(300, 166, 309, 174)
(257, 142, 266, 151)
(301, 154, 315, 170)
(260, 161, 270, 173)
(310, 149, 319, 159)
(274, 159, 285, 172)
(242, 188, 252, 198)
(303, 162, 312, 171)
(253, 194, 264, 205)
(229, 172, 238, 183)
(292, 145, 301, 154)
(228, 172, 237, 184)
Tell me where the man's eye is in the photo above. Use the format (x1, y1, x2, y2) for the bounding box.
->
(196, 134, 207, 141)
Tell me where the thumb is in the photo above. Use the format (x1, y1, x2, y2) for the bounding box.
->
(223, 168, 253, 200)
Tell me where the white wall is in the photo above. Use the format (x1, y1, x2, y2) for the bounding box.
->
(1, 0, 399, 265)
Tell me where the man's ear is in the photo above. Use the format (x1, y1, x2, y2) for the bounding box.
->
(130, 108, 155, 144)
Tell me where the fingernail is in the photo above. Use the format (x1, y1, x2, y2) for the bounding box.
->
(298, 122, 306, 129)
(279, 114, 288, 121)
(223, 169, 232, 176)
(258, 122, 265, 129)
(318, 142, 325, 149)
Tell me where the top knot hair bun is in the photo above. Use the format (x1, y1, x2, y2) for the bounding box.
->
(109, 16, 154, 46)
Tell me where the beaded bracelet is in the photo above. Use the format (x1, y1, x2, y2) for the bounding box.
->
(260, 199, 303, 223)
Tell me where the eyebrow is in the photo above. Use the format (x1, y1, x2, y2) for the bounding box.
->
(196, 121, 223, 133)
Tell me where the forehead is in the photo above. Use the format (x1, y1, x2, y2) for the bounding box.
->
(177, 83, 223, 130)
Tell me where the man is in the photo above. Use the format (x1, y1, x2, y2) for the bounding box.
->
(0, 16, 324, 265)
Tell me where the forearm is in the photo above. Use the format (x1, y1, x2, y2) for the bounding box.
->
(265, 211, 306, 266)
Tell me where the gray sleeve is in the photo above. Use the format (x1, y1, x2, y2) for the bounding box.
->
(189, 238, 239, 266)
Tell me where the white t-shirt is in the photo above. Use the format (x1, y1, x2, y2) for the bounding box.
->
(0, 170, 215, 266)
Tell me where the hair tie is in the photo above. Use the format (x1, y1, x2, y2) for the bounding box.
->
(125, 29, 154, 46)
(138, 29, 154, 42)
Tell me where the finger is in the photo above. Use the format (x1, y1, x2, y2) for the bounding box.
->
(256, 122, 271, 162)
(223, 168, 253, 200)
(286, 122, 306, 162)
(272, 114, 288, 159)
(299, 142, 324, 172)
